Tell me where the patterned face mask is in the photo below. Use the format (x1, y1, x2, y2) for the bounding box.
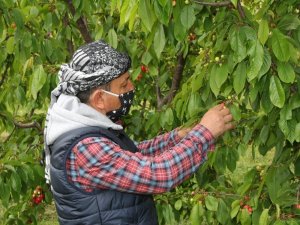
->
(102, 90, 135, 122)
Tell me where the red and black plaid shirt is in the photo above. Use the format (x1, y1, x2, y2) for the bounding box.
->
(66, 124, 215, 194)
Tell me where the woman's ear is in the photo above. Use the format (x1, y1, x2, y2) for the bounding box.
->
(88, 89, 105, 112)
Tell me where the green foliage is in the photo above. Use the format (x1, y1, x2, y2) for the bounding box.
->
(0, 0, 299, 224)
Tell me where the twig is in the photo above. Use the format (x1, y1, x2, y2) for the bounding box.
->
(157, 53, 186, 109)
(13, 120, 43, 133)
(141, 99, 147, 119)
(156, 79, 163, 107)
(237, 0, 246, 19)
(192, 0, 232, 7)
(64, 0, 93, 43)
(63, 12, 74, 55)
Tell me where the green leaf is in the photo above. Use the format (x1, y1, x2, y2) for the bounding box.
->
(279, 119, 297, 143)
(237, 169, 256, 195)
(241, 26, 257, 41)
(230, 27, 247, 62)
(17, 166, 28, 184)
(259, 208, 269, 225)
(265, 166, 293, 205)
(174, 199, 182, 210)
(280, 104, 293, 120)
(209, 65, 220, 97)
(44, 12, 53, 32)
(0, 183, 10, 208)
(174, 17, 187, 41)
(30, 65, 47, 100)
(259, 125, 269, 145)
(6, 37, 15, 54)
(247, 40, 264, 81)
(162, 204, 176, 225)
(214, 147, 227, 172)
(154, 0, 171, 25)
(110, 0, 118, 15)
(119, 0, 132, 29)
(180, 6, 195, 30)
(190, 203, 202, 225)
(277, 14, 300, 31)
(230, 0, 237, 7)
(30, 6, 39, 18)
(217, 199, 230, 224)
(128, 4, 138, 31)
(240, 208, 251, 225)
(161, 108, 174, 128)
(153, 24, 166, 59)
(271, 29, 291, 62)
(158, 0, 169, 7)
(261, 87, 273, 113)
(138, 0, 156, 32)
(191, 68, 205, 92)
(187, 92, 201, 118)
(258, 49, 271, 79)
(215, 63, 229, 88)
(269, 76, 285, 108)
(141, 51, 152, 65)
(107, 28, 118, 49)
(205, 195, 218, 211)
(231, 200, 241, 218)
(258, 19, 269, 45)
(277, 62, 295, 83)
(233, 62, 247, 94)
(11, 171, 22, 193)
(229, 103, 241, 121)
(13, 8, 24, 29)
(295, 123, 300, 142)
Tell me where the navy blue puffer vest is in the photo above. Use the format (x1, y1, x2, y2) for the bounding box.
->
(49, 126, 158, 225)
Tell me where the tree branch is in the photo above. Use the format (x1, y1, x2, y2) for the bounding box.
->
(192, 0, 232, 7)
(157, 53, 186, 109)
(237, 0, 246, 19)
(63, 12, 74, 55)
(156, 79, 163, 106)
(63, 0, 93, 43)
(13, 120, 42, 133)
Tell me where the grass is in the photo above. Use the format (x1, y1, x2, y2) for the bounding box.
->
(40, 202, 59, 225)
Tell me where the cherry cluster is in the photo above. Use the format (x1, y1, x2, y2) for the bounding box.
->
(32, 186, 44, 205)
(188, 33, 197, 42)
(240, 195, 253, 214)
(136, 65, 148, 81)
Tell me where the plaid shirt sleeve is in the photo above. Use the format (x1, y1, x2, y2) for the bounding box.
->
(136, 129, 182, 156)
(66, 124, 215, 194)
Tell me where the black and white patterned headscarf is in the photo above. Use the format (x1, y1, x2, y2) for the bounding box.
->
(50, 40, 131, 104)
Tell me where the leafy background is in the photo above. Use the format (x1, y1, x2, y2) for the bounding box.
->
(0, 0, 299, 224)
